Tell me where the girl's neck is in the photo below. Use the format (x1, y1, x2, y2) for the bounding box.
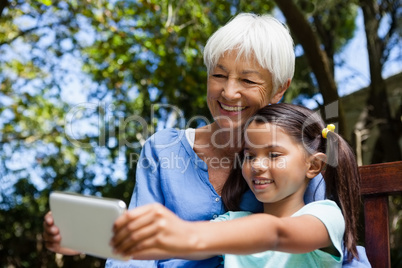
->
(263, 195, 306, 218)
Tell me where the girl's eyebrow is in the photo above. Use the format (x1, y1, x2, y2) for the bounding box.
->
(244, 144, 286, 150)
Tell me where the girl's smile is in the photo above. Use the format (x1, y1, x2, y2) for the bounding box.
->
(252, 177, 275, 190)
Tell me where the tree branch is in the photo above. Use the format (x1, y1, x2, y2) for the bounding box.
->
(0, 19, 72, 47)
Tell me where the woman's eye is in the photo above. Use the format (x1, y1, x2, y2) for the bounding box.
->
(243, 79, 256, 84)
(212, 74, 226, 78)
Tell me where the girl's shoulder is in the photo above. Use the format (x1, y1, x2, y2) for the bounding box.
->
(295, 200, 341, 216)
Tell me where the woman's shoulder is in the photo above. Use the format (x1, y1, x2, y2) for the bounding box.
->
(146, 128, 185, 145)
(142, 128, 190, 155)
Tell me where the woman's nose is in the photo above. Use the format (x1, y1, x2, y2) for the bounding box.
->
(222, 79, 241, 100)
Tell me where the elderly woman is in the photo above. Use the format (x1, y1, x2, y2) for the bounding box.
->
(44, 13, 369, 267)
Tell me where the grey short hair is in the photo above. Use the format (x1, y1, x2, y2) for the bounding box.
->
(203, 13, 295, 94)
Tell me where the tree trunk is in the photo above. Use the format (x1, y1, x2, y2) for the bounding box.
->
(360, 0, 401, 163)
(0, 0, 9, 17)
(273, 0, 347, 136)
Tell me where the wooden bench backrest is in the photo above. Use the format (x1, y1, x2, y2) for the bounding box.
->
(359, 161, 402, 268)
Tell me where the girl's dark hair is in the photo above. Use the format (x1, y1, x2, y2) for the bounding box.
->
(221, 103, 361, 261)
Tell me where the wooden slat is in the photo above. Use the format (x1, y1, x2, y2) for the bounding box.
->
(363, 195, 390, 268)
(358, 161, 402, 268)
(359, 161, 402, 195)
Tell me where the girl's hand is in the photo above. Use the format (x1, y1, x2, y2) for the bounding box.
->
(43, 211, 81, 255)
(110, 203, 205, 260)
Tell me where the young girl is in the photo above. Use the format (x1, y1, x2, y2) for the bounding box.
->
(110, 103, 361, 267)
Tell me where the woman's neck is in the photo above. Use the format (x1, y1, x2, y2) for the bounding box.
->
(194, 122, 244, 158)
(193, 122, 245, 195)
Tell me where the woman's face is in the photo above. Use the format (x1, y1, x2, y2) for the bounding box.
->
(207, 51, 283, 131)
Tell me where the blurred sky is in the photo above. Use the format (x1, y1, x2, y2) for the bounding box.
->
(334, 8, 401, 96)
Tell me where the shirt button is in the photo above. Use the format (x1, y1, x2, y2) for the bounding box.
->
(213, 214, 218, 219)
(215, 197, 220, 202)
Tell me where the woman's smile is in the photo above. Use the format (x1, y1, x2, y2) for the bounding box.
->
(218, 101, 248, 113)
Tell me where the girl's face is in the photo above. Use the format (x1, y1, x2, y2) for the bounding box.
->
(207, 51, 285, 131)
(242, 122, 312, 212)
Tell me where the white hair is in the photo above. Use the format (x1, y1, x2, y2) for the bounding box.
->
(203, 13, 295, 94)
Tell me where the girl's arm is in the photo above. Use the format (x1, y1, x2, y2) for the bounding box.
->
(110, 203, 332, 260)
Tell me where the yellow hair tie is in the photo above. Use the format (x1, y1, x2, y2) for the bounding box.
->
(322, 124, 335, 138)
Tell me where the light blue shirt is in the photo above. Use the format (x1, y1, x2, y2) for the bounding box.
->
(214, 200, 344, 268)
(105, 128, 370, 268)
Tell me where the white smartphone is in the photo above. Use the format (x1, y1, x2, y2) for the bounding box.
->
(49, 191, 129, 261)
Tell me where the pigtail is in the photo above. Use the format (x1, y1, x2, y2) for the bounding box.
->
(323, 131, 361, 261)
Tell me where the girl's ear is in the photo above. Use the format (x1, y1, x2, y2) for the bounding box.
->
(306, 153, 327, 179)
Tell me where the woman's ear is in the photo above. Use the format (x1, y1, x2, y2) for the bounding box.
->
(306, 153, 327, 179)
(271, 79, 291, 104)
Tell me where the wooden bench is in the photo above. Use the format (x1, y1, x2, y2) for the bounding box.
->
(359, 161, 402, 268)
